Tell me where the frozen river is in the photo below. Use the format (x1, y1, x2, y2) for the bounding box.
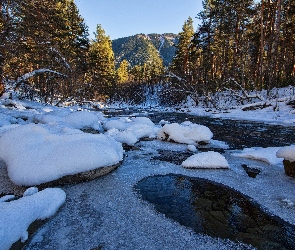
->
(23, 111, 295, 250)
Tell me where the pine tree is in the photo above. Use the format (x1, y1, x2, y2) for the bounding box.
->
(116, 60, 130, 84)
(170, 17, 195, 80)
(86, 24, 115, 100)
(1, 0, 89, 102)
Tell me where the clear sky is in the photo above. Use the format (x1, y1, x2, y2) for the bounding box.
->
(74, 0, 203, 40)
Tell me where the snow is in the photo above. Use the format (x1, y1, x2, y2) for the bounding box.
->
(182, 151, 229, 169)
(103, 117, 158, 145)
(232, 147, 283, 165)
(63, 111, 104, 130)
(0, 187, 66, 249)
(0, 123, 124, 186)
(34, 110, 105, 131)
(1, 94, 295, 249)
(276, 145, 295, 162)
(157, 122, 213, 144)
(187, 144, 197, 152)
(106, 128, 138, 146)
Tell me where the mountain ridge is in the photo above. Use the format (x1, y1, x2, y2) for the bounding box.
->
(112, 33, 178, 68)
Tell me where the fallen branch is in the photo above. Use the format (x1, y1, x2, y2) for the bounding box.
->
(15, 69, 66, 86)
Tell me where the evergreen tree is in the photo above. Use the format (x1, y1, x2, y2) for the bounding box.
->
(1, 0, 89, 102)
(116, 60, 130, 84)
(86, 24, 115, 100)
(170, 17, 195, 80)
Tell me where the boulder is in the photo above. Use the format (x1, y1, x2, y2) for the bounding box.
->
(283, 160, 295, 178)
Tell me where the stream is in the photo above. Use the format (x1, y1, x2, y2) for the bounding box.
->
(131, 111, 295, 250)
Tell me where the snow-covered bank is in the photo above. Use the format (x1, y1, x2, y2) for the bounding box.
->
(106, 86, 295, 126)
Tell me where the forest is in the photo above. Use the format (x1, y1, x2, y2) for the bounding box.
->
(0, 0, 294, 107)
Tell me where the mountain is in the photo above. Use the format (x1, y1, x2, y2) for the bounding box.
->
(112, 33, 178, 67)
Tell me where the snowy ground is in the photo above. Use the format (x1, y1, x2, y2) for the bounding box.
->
(1, 95, 295, 249)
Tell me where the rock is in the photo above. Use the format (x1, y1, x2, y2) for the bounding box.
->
(38, 163, 121, 188)
(283, 160, 295, 178)
(242, 164, 261, 178)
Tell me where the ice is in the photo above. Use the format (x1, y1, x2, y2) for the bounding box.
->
(182, 151, 229, 169)
(1, 97, 295, 249)
(187, 144, 197, 152)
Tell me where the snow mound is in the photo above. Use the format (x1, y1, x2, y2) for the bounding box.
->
(157, 122, 213, 145)
(103, 117, 158, 145)
(64, 111, 103, 131)
(0, 124, 124, 186)
(232, 147, 282, 165)
(106, 128, 138, 146)
(276, 145, 295, 162)
(34, 111, 104, 131)
(182, 151, 229, 169)
(0, 188, 66, 250)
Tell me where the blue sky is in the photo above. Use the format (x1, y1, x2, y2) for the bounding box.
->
(74, 0, 203, 40)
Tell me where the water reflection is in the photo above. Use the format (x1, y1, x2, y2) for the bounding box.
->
(135, 174, 295, 250)
(148, 112, 295, 149)
(102, 110, 295, 149)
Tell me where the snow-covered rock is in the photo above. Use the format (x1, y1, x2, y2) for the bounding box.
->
(276, 146, 295, 162)
(0, 188, 66, 250)
(233, 147, 283, 165)
(103, 117, 158, 145)
(63, 111, 104, 131)
(105, 128, 138, 146)
(157, 122, 213, 145)
(182, 151, 229, 169)
(0, 124, 124, 186)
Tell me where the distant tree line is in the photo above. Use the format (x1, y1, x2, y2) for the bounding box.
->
(1, 0, 294, 106)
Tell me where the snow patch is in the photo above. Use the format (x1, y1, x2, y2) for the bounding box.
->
(103, 117, 157, 145)
(232, 147, 283, 165)
(182, 151, 229, 169)
(0, 188, 66, 250)
(276, 145, 295, 162)
(157, 122, 213, 145)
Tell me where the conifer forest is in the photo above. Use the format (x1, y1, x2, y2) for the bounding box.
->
(1, 0, 294, 106)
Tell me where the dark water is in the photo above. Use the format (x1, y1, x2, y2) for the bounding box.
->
(135, 174, 295, 250)
(148, 112, 295, 149)
(103, 109, 295, 149)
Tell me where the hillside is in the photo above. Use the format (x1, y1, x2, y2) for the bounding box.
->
(112, 33, 178, 67)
